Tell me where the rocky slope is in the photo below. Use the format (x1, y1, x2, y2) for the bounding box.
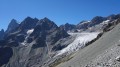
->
(56, 17, 120, 67)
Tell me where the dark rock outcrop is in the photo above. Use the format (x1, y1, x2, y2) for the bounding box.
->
(88, 16, 106, 27)
(19, 17, 39, 31)
(0, 47, 13, 66)
(76, 21, 90, 29)
(0, 29, 4, 40)
(107, 14, 120, 20)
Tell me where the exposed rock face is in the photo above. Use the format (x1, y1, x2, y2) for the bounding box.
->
(6, 19, 19, 34)
(29, 17, 69, 48)
(0, 47, 13, 66)
(61, 14, 120, 32)
(107, 14, 120, 20)
(76, 21, 90, 30)
(88, 16, 107, 27)
(60, 23, 76, 32)
(0, 17, 69, 67)
(19, 17, 39, 30)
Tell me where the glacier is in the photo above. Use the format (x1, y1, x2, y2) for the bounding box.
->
(57, 32, 99, 56)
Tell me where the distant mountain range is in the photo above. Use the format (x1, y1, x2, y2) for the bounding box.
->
(60, 14, 120, 32)
(0, 14, 120, 67)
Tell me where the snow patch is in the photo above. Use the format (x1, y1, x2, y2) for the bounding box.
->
(21, 29, 34, 46)
(100, 20, 110, 25)
(78, 21, 90, 25)
(57, 32, 99, 56)
(27, 29, 34, 35)
(81, 21, 90, 24)
(104, 20, 110, 22)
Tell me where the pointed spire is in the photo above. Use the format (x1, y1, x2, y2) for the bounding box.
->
(42, 17, 51, 22)
(6, 19, 19, 33)
(0, 29, 4, 33)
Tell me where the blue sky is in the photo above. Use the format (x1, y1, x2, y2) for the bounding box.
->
(0, 0, 120, 30)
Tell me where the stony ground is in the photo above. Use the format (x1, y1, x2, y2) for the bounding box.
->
(86, 42, 120, 67)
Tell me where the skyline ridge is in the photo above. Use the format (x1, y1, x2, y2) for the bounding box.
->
(1, 13, 120, 31)
(0, 0, 120, 30)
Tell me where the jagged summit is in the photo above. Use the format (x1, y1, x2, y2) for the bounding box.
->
(39, 17, 55, 24)
(10, 19, 18, 24)
(107, 14, 120, 20)
(19, 17, 39, 30)
(6, 19, 19, 33)
(60, 23, 76, 32)
(41, 17, 50, 21)
(0, 29, 4, 40)
(88, 16, 106, 27)
(36, 17, 58, 30)
(61, 14, 120, 32)
(1, 29, 4, 32)
(34, 17, 39, 21)
(0, 16, 70, 67)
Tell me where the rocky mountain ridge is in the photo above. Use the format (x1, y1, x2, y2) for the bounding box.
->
(0, 14, 120, 67)
(0, 17, 70, 67)
(60, 14, 120, 32)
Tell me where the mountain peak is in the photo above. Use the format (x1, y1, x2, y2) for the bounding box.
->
(36, 18, 58, 30)
(91, 16, 105, 21)
(65, 23, 70, 25)
(41, 17, 51, 22)
(107, 14, 120, 20)
(19, 17, 39, 30)
(23, 16, 39, 22)
(26, 16, 33, 19)
(60, 23, 76, 31)
(43, 17, 49, 20)
(1, 29, 4, 32)
(6, 19, 19, 33)
(9, 19, 19, 26)
(0, 29, 5, 40)
(88, 16, 107, 27)
(11, 19, 18, 23)
(34, 17, 39, 21)
(23, 16, 34, 22)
